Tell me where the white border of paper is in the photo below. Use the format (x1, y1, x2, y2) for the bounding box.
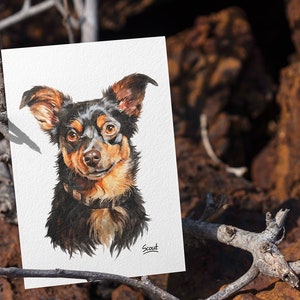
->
(2, 37, 185, 289)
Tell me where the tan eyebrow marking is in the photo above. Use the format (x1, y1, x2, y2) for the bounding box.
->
(96, 115, 108, 129)
(70, 119, 83, 133)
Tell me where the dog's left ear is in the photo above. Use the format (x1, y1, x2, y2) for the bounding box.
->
(112, 73, 158, 117)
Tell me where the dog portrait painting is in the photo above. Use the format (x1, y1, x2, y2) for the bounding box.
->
(19, 73, 158, 257)
(2, 37, 185, 289)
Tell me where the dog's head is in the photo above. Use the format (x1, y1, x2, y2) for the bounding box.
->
(20, 73, 157, 181)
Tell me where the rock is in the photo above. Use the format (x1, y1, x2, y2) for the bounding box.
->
(0, 219, 20, 267)
(111, 285, 144, 300)
(0, 277, 13, 300)
(167, 7, 274, 167)
(252, 62, 300, 201)
(286, 0, 300, 57)
(256, 281, 300, 299)
(100, 0, 156, 30)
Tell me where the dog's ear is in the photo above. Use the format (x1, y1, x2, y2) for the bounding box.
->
(20, 86, 71, 132)
(112, 73, 158, 117)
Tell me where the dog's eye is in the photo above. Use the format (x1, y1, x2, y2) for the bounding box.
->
(104, 123, 117, 136)
(66, 129, 79, 143)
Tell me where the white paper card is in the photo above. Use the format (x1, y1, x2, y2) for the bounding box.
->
(2, 37, 185, 289)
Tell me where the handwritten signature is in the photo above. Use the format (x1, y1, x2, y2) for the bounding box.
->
(142, 243, 159, 255)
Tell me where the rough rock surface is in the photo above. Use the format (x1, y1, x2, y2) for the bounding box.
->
(252, 0, 300, 204)
(166, 6, 300, 300)
(252, 62, 300, 201)
(167, 7, 274, 215)
(167, 7, 274, 169)
(100, 0, 156, 30)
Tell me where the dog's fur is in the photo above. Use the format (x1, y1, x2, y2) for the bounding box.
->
(20, 73, 157, 256)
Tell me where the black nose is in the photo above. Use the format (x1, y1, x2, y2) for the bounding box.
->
(84, 150, 101, 167)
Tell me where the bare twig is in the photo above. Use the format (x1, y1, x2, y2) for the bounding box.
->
(73, 0, 84, 14)
(200, 114, 248, 177)
(53, 0, 80, 31)
(0, 1, 97, 43)
(0, 0, 57, 31)
(59, 0, 75, 43)
(0, 42, 10, 162)
(79, 0, 98, 42)
(0, 42, 6, 113)
(0, 267, 178, 300)
(183, 204, 299, 299)
(0, 38, 15, 224)
(290, 261, 300, 274)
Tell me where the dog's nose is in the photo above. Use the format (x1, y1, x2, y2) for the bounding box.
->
(84, 150, 101, 167)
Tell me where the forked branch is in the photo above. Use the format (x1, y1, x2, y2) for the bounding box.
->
(0, 0, 98, 43)
(183, 194, 299, 299)
(0, 0, 56, 31)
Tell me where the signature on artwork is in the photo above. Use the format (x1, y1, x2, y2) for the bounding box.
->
(142, 243, 159, 255)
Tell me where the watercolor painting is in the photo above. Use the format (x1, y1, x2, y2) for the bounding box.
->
(2, 37, 185, 289)
(20, 73, 157, 257)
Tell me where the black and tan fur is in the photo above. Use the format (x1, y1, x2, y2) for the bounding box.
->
(20, 73, 157, 256)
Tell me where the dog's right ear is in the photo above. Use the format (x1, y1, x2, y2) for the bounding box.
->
(20, 86, 71, 132)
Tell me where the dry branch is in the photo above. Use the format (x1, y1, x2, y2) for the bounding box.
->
(200, 114, 248, 177)
(0, 41, 15, 223)
(0, 44, 10, 161)
(79, 0, 98, 42)
(0, 268, 178, 300)
(183, 197, 299, 299)
(0, 0, 56, 31)
(0, 0, 98, 43)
